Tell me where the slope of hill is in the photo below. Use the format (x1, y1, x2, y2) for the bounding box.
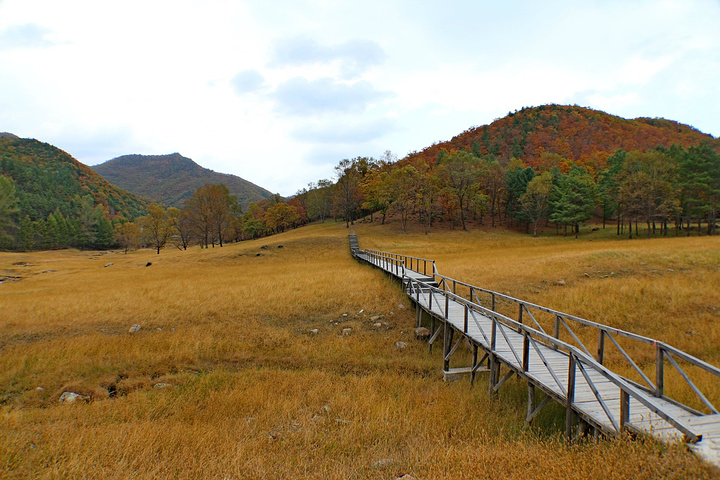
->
(406, 104, 719, 171)
(0, 136, 148, 221)
(92, 153, 275, 208)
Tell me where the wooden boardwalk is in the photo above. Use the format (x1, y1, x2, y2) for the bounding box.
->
(350, 235, 720, 467)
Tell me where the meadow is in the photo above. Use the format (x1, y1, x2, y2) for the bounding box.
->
(1, 220, 719, 479)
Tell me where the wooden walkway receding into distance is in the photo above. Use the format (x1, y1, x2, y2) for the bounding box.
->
(349, 235, 720, 466)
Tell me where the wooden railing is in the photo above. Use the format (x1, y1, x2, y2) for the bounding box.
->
(431, 272, 720, 417)
(363, 249, 436, 277)
(405, 275, 705, 441)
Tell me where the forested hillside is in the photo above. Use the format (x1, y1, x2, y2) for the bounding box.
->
(93, 153, 275, 209)
(0, 137, 148, 250)
(298, 105, 720, 238)
(407, 104, 719, 172)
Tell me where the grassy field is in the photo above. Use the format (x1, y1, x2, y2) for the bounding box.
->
(2, 220, 719, 479)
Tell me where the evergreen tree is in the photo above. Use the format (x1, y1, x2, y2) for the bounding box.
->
(549, 167, 596, 237)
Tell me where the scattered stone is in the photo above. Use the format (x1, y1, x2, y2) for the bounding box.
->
(398, 303, 406, 309)
(129, 324, 142, 334)
(153, 383, 172, 389)
(341, 313, 349, 317)
(395, 341, 407, 350)
(583, 272, 590, 277)
(373, 458, 395, 467)
(104, 262, 113, 268)
(36, 386, 44, 391)
(370, 315, 382, 322)
(414, 327, 430, 340)
(555, 279, 566, 286)
(268, 430, 281, 440)
(335, 418, 352, 424)
(373, 322, 383, 328)
(59, 391, 89, 403)
(255, 253, 262, 257)
(358, 309, 364, 314)
(342, 327, 353, 336)
(145, 262, 152, 267)
(260, 245, 269, 250)
(309, 328, 319, 335)
(397, 475, 416, 480)
(277, 245, 284, 249)
(321, 405, 331, 413)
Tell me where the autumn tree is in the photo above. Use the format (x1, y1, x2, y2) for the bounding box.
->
(306, 180, 333, 222)
(332, 159, 364, 228)
(139, 204, 176, 254)
(436, 150, 481, 230)
(265, 203, 300, 233)
(520, 170, 554, 236)
(361, 170, 393, 224)
(388, 165, 419, 233)
(114, 221, 140, 253)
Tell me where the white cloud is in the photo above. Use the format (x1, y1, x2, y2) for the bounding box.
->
(0, 0, 718, 196)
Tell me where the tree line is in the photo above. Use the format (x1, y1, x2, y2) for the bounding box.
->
(0, 179, 310, 253)
(296, 144, 720, 238)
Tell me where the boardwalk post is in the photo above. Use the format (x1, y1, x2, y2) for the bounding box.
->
(655, 343, 664, 397)
(597, 329, 605, 364)
(522, 331, 530, 372)
(471, 344, 478, 386)
(463, 304, 468, 334)
(620, 389, 630, 431)
(528, 384, 535, 422)
(566, 353, 576, 440)
(443, 324, 454, 372)
(489, 316, 499, 396)
(518, 303, 524, 333)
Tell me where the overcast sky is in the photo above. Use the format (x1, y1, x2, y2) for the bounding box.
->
(1, 0, 719, 196)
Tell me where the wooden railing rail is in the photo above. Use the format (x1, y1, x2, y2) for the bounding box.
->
(405, 276, 702, 442)
(431, 271, 720, 415)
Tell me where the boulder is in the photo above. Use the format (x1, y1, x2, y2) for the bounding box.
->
(59, 391, 89, 403)
(414, 327, 430, 340)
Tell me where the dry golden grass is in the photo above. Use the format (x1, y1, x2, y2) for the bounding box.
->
(2, 220, 719, 478)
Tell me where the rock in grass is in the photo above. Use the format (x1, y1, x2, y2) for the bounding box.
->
(414, 327, 430, 340)
(556, 279, 566, 286)
(129, 324, 142, 334)
(373, 458, 395, 467)
(397, 475, 416, 480)
(342, 327, 353, 336)
(59, 391, 89, 403)
(373, 322, 383, 328)
(395, 341, 407, 349)
(153, 383, 172, 389)
(104, 262, 113, 267)
(309, 328, 319, 335)
(370, 315, 382, 322)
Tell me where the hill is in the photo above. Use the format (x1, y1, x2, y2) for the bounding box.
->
(92, 153, 275, 209)
(406, 104, 719, 171)
(0, 136, 149, 249)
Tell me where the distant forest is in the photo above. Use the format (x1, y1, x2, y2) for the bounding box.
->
(1, 105, 719, 252)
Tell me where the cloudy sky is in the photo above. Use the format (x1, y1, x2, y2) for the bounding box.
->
(1, 0, 719, 195)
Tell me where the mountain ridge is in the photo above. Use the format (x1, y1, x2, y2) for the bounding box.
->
(92, 153, 275, 209)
